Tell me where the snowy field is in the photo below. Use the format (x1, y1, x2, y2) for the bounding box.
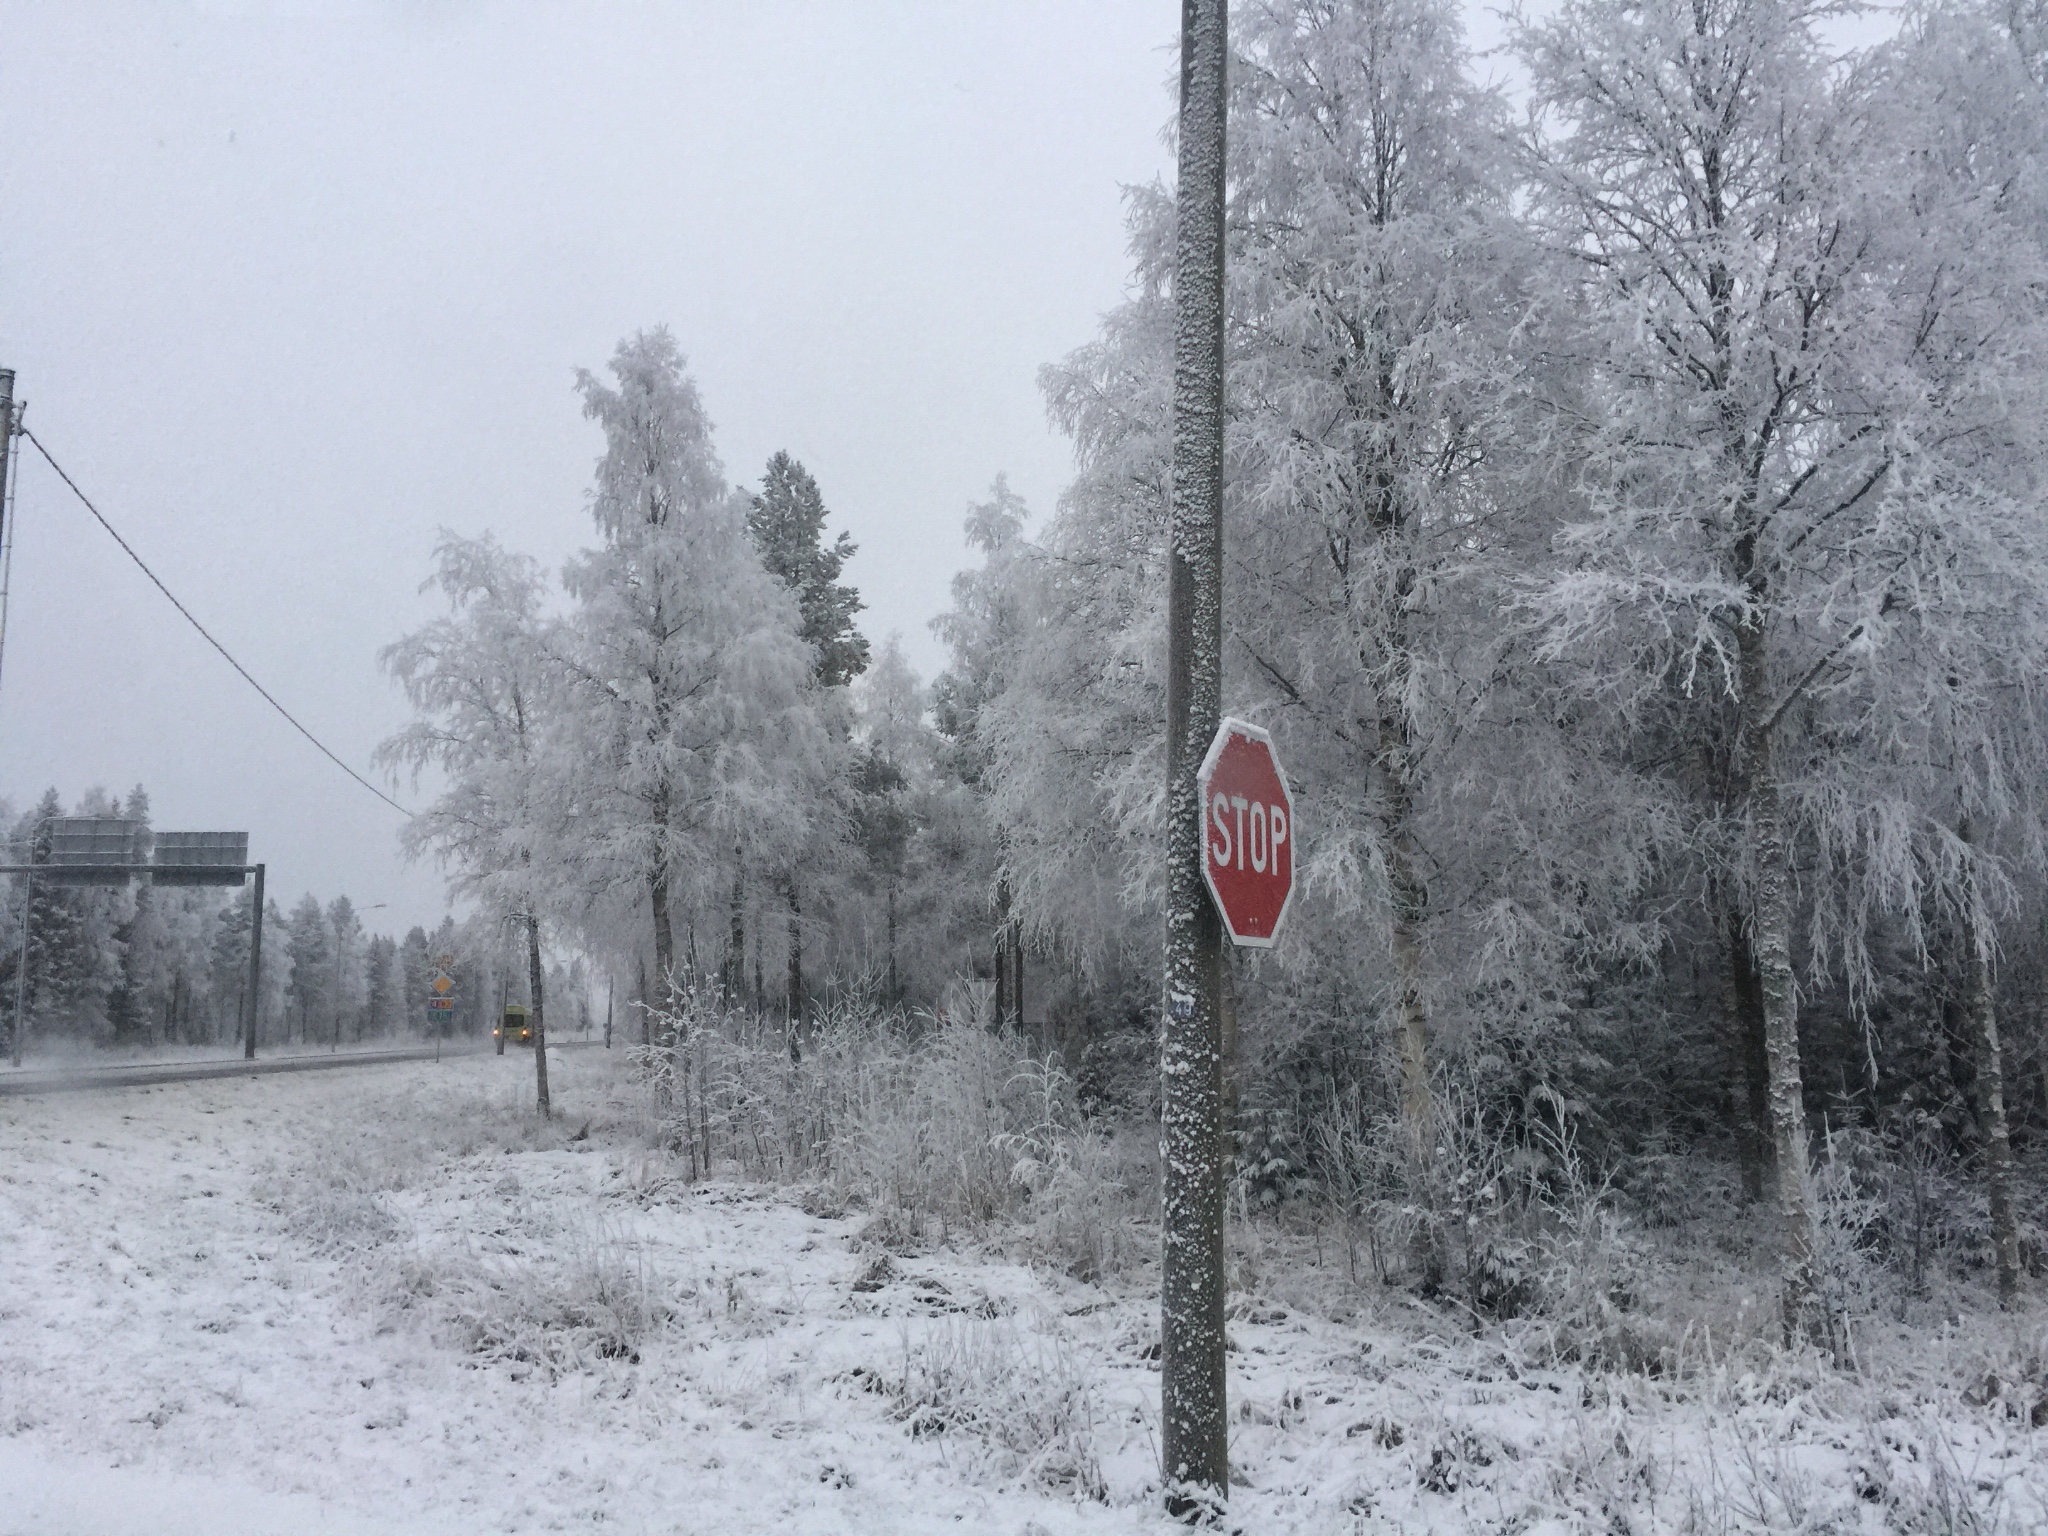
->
(2, 1049, 2044, 1534)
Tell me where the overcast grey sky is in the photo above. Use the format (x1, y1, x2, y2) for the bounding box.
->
(0, 2, 1884, 937)
(0, 2, 1188, 933)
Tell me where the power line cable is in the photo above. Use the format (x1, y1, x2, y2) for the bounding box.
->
(18, 425, 413, 819)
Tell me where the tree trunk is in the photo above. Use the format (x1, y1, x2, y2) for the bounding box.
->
(994, 937, 1009, 1031)
(727, 845, 745, 1008)
(637, 954, 650, 1048)
(1740, 626, 1823, 1347)
(650, 867, 676, 1033)
(1962, 819, 2020, 1307)
(1375, 705, 1435, 1186)
(786, 879, 804, 1055)
(887, 882, 899, 1003)
(1160, 0, 1230, 1510)
(994, 878, 1013, 1028)
(1727, 913, 1774, 1203)
(527, 913, 550, 1118)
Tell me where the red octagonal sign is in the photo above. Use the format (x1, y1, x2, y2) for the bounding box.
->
(1198, 718, 1295, 947)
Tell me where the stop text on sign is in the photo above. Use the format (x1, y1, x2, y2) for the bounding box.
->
(1197, 717, 1296, 947)
(1209, 790, 1286, 874)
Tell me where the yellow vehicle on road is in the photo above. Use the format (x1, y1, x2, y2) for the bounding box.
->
(494, 1003, 533, 1049)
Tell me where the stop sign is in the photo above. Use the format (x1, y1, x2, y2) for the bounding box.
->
(1198, 718, 1296, 946)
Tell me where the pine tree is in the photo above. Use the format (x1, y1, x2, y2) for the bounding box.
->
(284, 894, 330, 1045)
(399, 926, 432, 1036)
(364, 934, 398, 1037)
(210, 889, 252, 1041)
(17, 790, 98, 1045)
(327, 895, 362, 1045)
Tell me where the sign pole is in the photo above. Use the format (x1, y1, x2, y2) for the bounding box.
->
(12, 869, 30, 1068)
(1161, 0, 1230, 1514)
(243, 863, 264, 1060)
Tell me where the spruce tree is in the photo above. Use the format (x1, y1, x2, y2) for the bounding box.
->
(749, 451, 869, 688)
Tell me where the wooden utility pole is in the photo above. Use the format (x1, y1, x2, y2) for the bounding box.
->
(1160, 0, 1230, 1513)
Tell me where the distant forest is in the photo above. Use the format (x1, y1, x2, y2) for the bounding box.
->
(0, 785, 593, 1051)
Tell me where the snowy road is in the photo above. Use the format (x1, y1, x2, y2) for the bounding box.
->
(0, 1043, 498, 1098)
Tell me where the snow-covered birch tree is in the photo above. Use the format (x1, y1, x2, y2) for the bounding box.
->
(379, 530, 563, 1115)
(560, 329, 824, 1023)
(1517, 0, 2048, 1340)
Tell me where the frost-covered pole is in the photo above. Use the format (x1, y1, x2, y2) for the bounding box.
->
(1161, 0, 1229, 1511)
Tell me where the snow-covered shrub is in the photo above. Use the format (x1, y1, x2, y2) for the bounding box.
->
(1526, 1108, 1660, 1372)
(1306, 1078, 1412, 1287)
(1807, 1126, 1885, 1362)
(1867, 1109, 1985, 1299)
(431, 1217, 674, 1375)
(253, 1135, 412, 1257)
(636, 979, 1143, 1273)
(869, 1316, 1108, 1501)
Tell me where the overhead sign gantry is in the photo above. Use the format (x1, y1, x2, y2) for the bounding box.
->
(4, 817, 265, 1067)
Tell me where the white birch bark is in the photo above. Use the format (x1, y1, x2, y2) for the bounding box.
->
(1961, 819, 2021, 1307)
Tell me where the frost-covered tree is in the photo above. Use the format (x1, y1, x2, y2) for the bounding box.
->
(1516, 0, 2048, 1338)
(399, 925, 432, 1036)
(931, 477, 1034, 1012)
(1218, 0, 1532, 1160)
(560, 329, 825, 1022)
(848, 636, 940, 999)
(381, 531, 563, 1113)
(209, 889, 252, 1043)
(932, 476, 1032, 789)
(364, 933, 399, 1037)
(1005, 1, 1612, 1143)
(327, 895, 364, 1045)
(284, 893, 330, 1044)
(746, 451, 869, 1022)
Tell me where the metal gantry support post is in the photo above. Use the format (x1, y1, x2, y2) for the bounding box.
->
(243, 863, 265, 1060)
(12, 868, 30, 1068)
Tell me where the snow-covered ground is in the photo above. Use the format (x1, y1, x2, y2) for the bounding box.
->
(2, 1050, 2043, 1533)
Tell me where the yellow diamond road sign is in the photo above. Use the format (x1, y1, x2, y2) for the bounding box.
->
(431, 974, 453, 995)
